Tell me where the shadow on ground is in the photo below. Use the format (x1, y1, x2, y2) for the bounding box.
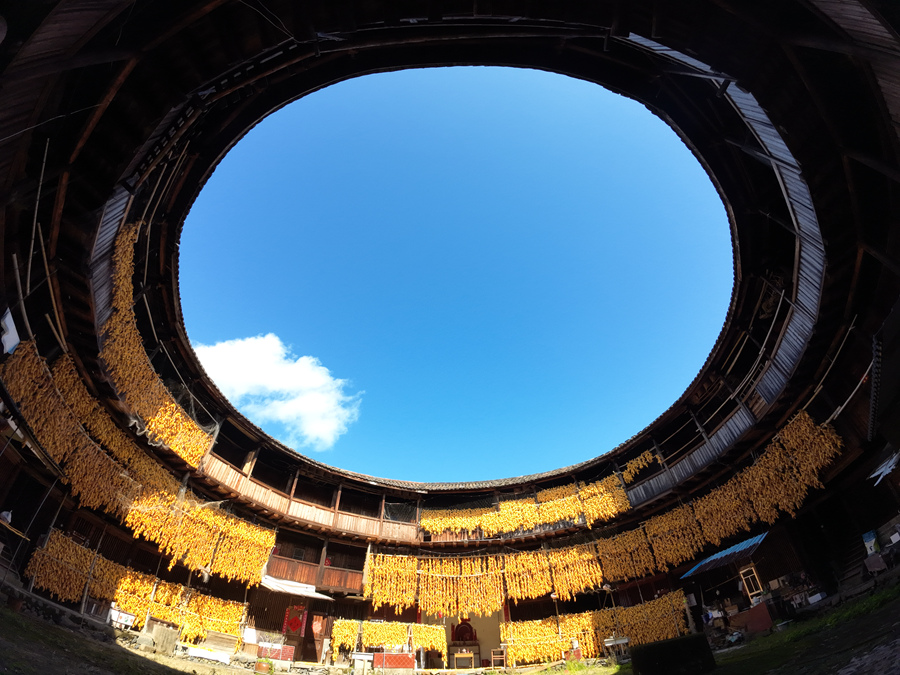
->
(0, 605, 245, 675)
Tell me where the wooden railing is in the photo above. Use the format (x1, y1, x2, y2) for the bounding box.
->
(265, 555, 363, 593)
(380, 520, 418, 542)
(266, 555, 318, 585)
(207, 450, 735, 547)
(288, 499, 335, 526)
(335, 511, 380, 537)
(244, 477, 291, 513)
(320, 566, 364, 593)
(203, 454, 243, 489)
(202, 454, 419, 543)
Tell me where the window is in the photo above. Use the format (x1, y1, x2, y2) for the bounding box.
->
(740, 565, 763, 598)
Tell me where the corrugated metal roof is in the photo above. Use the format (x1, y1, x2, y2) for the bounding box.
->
(681, 532, 768, 578)
(623, 34, 826, 412)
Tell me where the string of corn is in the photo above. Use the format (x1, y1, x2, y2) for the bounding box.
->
(367, 411, 842, 610)
(500, 591, 687, 664)
(100, 221, 211, 467)
(331, 619, 361, 652)
(25, 530, 245, 643)
(330, 620, 447, 663)
(420, 474, 631, 537)
(364, 553, 418, 612)
(3, 341, 274, 584)
(579, 475, 631, 527)
(2, 342, 138, 517)
(622, 450, 658, 484)
(418, 554, 505, 618)
(504, 550, 553, 603)
(545, 543, 605, 601)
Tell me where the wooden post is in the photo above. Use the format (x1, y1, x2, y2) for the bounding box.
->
(689, 409, 711, 444)
(241, 448, 259, 492)
(613, 464, 628, 494)
(198, 420, 222, 473)
(331, 485, 343, 529)
(720, 375, 755, 418)
(665, 594, 682, 639)
(316, 539, 330, 587)
(80, 525, 106, 616)
(361, 542, 372, 590)
(47, 491, 66, 532)
(143, 579, 159, 632)
(652, 439, 675, 490)
(416, 497, 423, 542)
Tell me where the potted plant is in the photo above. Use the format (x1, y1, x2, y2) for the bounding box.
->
(254, 656, 274, 674)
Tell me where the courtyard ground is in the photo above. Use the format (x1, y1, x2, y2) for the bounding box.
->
(707, 581, 900, 675)
(1, 581, 900, 675)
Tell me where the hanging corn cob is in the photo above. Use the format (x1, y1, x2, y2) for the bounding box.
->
(2, 342, 138, 517)
(644, 503, 705, 570)
(100, 221, 211, 467)
(362, 621, 410, 650)
(501, 590, 687, 665)
(25, 529, 92, 603)
(411, 623, 448, 662)
(580, 475, 631, 526)
(331, 619, 361, 654)
(367, 409, 844, 608)
(504, 549, 553, 602)
(330, 621, 447, 664)
(419, 474, 632, 538)
(25, 530, 245, 642)
(622, 450, 658, 484)
(480, 499, 542, 537)
(4, 340, 274, 585)
(546, 543, 605, 600)
(364, 553, 418, 612)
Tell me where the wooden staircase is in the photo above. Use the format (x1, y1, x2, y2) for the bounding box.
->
(836, 530, 868, 588)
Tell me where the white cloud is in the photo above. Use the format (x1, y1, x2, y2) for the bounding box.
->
(193, 333, 361, 451)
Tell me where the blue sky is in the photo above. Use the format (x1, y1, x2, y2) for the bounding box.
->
(180, 66, 732, 483)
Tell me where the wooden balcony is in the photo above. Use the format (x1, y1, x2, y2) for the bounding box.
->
(203, 454, 243, 491)
(320, 566, 364, 593)
(244, 477, 290, 514)
(265, 555, 363, 594)
(202, 454, 419, 543)
(335, 511, 379, 537)
(380, 520, 418, 542)
(266, 555, 318, 585)
(288, 499, 335, 526)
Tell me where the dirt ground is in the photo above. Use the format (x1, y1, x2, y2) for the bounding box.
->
(0, 605, 251, 675)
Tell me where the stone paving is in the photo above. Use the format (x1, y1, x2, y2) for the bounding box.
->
(836, 635, 900, 675)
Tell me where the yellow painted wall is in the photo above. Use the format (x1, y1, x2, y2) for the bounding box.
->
(466, 612, 503, 661)
(422, 611, 504, 667)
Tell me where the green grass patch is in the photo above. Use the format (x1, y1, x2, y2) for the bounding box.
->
(713, 582, 900, 675)
(745, 583, 900, 650)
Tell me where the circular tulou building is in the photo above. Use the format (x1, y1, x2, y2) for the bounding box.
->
(1, 0, 900, 669)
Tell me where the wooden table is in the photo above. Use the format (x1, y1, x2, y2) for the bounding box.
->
(452, 653, 475, 669)
(602, 636, 630, 665)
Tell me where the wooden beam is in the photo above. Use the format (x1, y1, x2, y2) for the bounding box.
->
(69, 58, 138, 165)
